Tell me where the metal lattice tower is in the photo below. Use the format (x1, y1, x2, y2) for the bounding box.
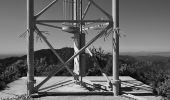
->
(26, 0, 120, 96)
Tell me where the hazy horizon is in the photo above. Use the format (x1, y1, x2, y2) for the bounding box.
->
(1, 47, 170, 59)
(1, 47, 170, 56)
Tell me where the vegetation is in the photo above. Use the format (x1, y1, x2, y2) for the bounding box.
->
(118, 56, 170, 97)
(1, 94, 34, 100)
(0, 47, 170, 99)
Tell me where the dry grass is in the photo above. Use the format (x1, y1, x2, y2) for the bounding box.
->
(1, 94, 35, 100)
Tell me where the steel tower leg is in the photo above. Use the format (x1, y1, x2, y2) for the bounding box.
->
(27, 0, 35, 95)
(73, 0, 85, 85)
(112, 0, 120, 96)
(73, 0, 80, 75)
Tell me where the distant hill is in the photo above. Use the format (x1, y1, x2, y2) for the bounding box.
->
(120, 51, 170, 57)
(0, 54, 23, 59)
(152, 52, 170, 57)
(21, 47, 74, 64)
(0, 47, 74, 66)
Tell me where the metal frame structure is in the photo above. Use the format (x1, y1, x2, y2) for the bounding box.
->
(27, 0, 120, 96)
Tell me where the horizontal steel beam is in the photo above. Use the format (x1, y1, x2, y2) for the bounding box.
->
(36, 22, 62, 29)
(34, 92, 113, 97)
(36, 20, 112, 23)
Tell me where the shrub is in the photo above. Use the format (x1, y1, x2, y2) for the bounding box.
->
(155, 79, 170, 97)
(0, 81, 6, 90)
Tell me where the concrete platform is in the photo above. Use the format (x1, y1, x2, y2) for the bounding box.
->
(0, 76, 162, 100)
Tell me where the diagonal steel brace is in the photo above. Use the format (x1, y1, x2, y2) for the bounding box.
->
(34, 23, 112, 91)
(35, 0, 59, 19)
(82, 1, 92, 20)
(35, 26, 78, 77)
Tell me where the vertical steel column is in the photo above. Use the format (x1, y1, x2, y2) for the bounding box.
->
(79, 0, 86, 84)
(112, 0, 120, 96)
(73, 0, 85, 84)
(27, 0, 35, 95)
(80, 33, 86, 84)
(73, 0, 80, 75)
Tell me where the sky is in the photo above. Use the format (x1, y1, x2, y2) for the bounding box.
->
(0, 0, 170, 55)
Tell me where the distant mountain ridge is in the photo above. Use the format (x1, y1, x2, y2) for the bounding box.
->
(0, 47, 74, 63)
(0, 54, 23, 59)
(1, 51, 170, 60)
(120, 51, 170, 57)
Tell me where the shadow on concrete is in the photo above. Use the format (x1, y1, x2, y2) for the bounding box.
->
(121, 80, 153, 92)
